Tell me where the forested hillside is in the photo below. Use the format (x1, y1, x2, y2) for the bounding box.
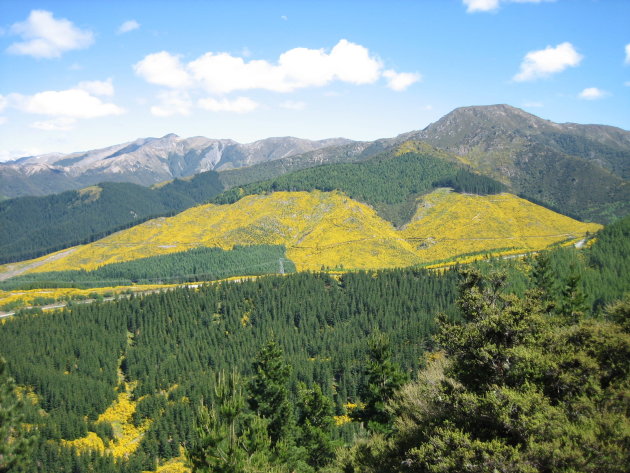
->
(1, 245, 294, 290)
(214, 149, 505, 227)
(2, 190, 598, 279)
(1, 217, 629, 472)
(0, 145, 503, 264)
(0, 172, 223, 264)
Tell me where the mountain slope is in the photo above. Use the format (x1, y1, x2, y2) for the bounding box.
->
(0, 171, 224, 264)
(0, 134, 352, 198)
(215, 145, 505, 227)
(0, 146, 501, 264)
(5, 189, 599, 276)
(407, 104, 630, 222)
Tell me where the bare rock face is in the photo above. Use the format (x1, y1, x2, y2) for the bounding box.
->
(0, 134, 353, 198)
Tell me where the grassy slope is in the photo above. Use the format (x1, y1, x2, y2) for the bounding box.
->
(6, 190, 600, 274)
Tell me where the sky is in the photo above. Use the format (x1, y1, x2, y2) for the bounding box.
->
(0, 0, 628, 160)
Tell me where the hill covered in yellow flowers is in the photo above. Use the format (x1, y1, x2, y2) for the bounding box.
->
(8, 189, 600, 276)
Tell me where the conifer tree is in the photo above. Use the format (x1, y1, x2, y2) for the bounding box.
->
(247, 340, 294, 447)
(352, 332, 407, 434)
(296, 383, 336, 469)
(187, 370, 272, 473)
(558, 268, 588, 320)
(530, 251, 556, 304)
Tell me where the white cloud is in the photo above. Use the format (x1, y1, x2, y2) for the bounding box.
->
(280, 100, 306, 110)
(134, 51, 192, 88)
(281, 15, 288, 21)
(31, 117, 76, 131)
(0, 95, 7, 113)
(464, 0, 500, 12)
(136, 39, 414, 95)
(150, 90, 192, 117)
(0, 117, 7, 125)
(77, 78, 114, 96)
(11, 89, 124, 118)
(187, 39, 383, 94)
(578, 87, 608, 100)
(464, 0, 553, 13)
(625, 44, 630, 64)
(117, 20, 140, 34)
(513, 42, 582, 82)
(7, 10, 93, 58)
(383, 70, 421, 91)
(198, 97, 259, 113)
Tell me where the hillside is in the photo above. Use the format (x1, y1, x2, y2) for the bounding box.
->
(0, 172, 223, 264)
(0, 146, 501, 264)
(0, 134, 352, 198)
(2, 105, 627, 266)
(409, 104, 630, 222)
(2, 190, 599, 279)
(214, 146, 504, 227)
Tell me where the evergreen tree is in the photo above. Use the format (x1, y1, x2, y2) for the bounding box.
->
(558, 268, 588, 320)
(188, 370, 272, 473)
(339, 269, 630, 472)
(352, 332, 408, 434)
(296, 383, 336, 469)
(247, 340, 294, 448)
(530, 251, 556, 304)
(0, 357, 36, 473)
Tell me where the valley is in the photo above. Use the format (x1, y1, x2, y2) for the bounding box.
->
(1, 105, 628, 473)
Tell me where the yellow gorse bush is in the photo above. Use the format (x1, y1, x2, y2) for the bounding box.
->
(5, 190, 600, 276)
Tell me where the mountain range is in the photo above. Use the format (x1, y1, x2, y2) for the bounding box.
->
(1, 104, 628, 267)
(0, 135, 351, 198)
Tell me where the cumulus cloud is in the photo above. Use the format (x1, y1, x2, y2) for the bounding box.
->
(150, 90, 193, 117)
(134, 51, 192, 88)
(625, 44, 630, 64)
(578, 87, 608, 100)
(77, 78, 114, 96)
(135, 39, 418, 115)
(186, 39, 383, 94)
(0, 95, 7, 113)
(135, 39, 417, 95)
(383, 70, 421, 91)
(280, 100, 306, 110)
(464, 0, 553, 13)
(198, 97, 259, 113)
(7, 10, 93, 58)
(513, 42, 582, 82)
(117, 20, 140, 34)
(10, 88, 124, 119)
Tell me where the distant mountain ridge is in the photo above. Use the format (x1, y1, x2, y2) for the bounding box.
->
(1, 104, 628, 265)
(0, 134, 352, 198)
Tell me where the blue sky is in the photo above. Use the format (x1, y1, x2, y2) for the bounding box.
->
(0, 0, 628, 160)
